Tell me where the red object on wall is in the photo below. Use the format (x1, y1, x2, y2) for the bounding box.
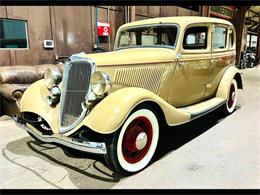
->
(97, 22, 110, 36)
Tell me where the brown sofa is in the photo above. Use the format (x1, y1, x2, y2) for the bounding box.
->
(0, 64, 63, 116)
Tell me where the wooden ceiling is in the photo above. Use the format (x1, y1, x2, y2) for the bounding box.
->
(245, 6, 260, 34)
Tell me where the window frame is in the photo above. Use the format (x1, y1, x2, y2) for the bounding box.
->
(114, 23, 180, 51)
(180, 23, 211, 54)
(212, 24, 229, 52)
(228, 27, 236, 50)
(0, 18, 29, 50)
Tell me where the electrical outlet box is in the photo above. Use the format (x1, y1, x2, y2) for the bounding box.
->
(44, 40, 54, 49)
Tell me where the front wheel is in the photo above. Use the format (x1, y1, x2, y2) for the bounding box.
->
(104, 105, 159, 175)
(223, 79, 238, 114)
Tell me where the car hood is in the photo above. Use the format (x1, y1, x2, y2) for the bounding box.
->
(79, 47, 176, 66)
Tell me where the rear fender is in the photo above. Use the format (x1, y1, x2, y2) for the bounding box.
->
(216, 66, 243, 100)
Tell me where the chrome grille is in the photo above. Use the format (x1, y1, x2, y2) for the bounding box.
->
(60, 58, 94, 132)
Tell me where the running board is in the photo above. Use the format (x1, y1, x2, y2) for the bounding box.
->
(177, 97, 226, 119)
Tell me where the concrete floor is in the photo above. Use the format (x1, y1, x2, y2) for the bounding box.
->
(113, 66, 260, 189)
(0, 117, 122, 189)
(0, 66, 259, 189)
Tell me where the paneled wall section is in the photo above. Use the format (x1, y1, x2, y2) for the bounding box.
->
(0, 6, 202, 66)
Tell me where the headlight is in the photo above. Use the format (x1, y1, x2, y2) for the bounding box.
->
(91, 71, 111, 96)
(44, 68, 62, 89)
(50, 86, 61, 97)
(47, 96, 59, 107)
(48, 86, 61, 107)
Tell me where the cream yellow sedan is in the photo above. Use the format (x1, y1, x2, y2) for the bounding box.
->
(14, 16, 242, 175)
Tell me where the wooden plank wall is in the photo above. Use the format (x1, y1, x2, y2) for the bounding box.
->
(50, 6, 93, 56)
(0, 6, 202, 66)
(0, 6, 55, 66)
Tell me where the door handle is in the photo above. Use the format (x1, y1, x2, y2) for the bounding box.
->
(177, 61, 183, 66)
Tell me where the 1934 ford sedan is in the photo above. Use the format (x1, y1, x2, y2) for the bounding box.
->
(14, 16, 243, 175)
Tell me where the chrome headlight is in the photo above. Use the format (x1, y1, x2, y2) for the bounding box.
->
(47, 96, 59, 107)
(47, 86, 61, 107)
(50, 86, 61, 97)
(91, 71, 111, 96)
(44, 68, 62, 89)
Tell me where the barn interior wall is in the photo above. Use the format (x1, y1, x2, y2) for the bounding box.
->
(0, 6, 202, 66)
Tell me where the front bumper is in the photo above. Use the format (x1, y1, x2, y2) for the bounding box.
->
(13, 115, 107, 155)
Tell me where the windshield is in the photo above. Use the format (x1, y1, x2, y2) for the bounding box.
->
(116, 24, 178, 50)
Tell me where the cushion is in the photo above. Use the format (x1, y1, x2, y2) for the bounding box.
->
(0, 66, 38, 84)
(0, 83, 30, 101)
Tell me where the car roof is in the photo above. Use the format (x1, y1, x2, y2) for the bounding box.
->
(119, 16, 234, 30)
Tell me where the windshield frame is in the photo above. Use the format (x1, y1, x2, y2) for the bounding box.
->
(114, 23, 180, 51)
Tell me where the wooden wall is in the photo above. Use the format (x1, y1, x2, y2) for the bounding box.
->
(0, 6, 202, 66)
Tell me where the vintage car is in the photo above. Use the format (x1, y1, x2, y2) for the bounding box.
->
(14, 16, 243, 175)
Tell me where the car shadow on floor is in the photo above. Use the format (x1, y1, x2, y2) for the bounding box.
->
(152, 105, 237, 162)
(4, 105, 239, 187)
(4, 137, 123, 189)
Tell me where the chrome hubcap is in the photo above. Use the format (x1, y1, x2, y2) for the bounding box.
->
(135, 132, 148, 150)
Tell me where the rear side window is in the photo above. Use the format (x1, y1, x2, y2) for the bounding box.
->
(229, 30, 235, 49)
(213, 27, 227, 49)
(183, 26, 208, 50)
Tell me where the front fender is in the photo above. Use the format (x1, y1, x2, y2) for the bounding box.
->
(69, 87, 191, 135)
(216, 66, 243, 100)
(21, 82, 190, 135)
(20, 79, 60, 133)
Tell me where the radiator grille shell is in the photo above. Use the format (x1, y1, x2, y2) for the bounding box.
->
(60, 58, 95, 133)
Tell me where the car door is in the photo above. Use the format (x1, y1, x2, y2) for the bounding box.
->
(168, 24, 212, 107)
(204, 24, 236, 98)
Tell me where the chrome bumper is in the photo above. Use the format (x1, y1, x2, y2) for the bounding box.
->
(13, 115, 107, 155)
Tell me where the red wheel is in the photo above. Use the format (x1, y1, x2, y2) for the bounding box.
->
(122, 116, 153, 164)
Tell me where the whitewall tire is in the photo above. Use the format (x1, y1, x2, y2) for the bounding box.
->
(104, 105, 160, 175)
(224, 79, 238, 114)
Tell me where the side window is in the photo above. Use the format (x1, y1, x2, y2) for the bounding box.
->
(229, 30, 235, 49)
(0, 18, 29, 49)
(183, 26, 208, 50)
(213, 27, 227, 49)
(119, 31, 136, 47)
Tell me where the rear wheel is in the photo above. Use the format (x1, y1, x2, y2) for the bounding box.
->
(104, 105, 159, 175)
(223, 79, 238, 114)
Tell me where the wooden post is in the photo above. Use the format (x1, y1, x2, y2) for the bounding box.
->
(256, 15, 260, 65)
(233, 6, 250, 67)
(202, 6, 209, 17)
(130, 6, 135, 22)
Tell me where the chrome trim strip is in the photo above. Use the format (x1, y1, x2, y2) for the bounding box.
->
(13, 116, 107, 155)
